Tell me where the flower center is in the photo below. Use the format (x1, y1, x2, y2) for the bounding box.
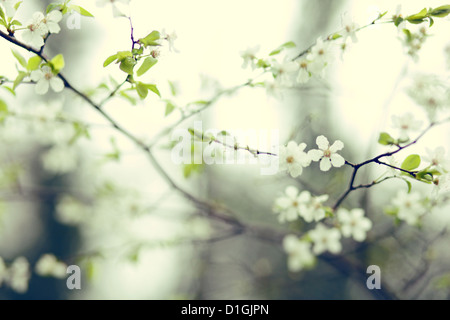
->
(318, 49, 324, 55)
(323, 149, 331, 158)
(44, 72, 53, 80)
(286, 156, 294, 164)
(300, 62, 308, 69)
(292, 201, 298, 207)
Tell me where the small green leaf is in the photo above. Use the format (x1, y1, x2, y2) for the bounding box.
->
(378, 132, 395, 145)
(11, 49, 27, 69)
(135, 82, 148, 99)
(404, 179, 412, 193)
(14, 1, 22, 11)
(430, 5, 450, 17)
(27, 56, 42, 71)
(103, 54, 118, 67)
(0, 99, 8, 123)
(50, 54, 65, 73)
(406, 8, 428, 20)
(116, 51, 133, 62)
(139, 31, 161, 47)
(401, 154, 421, 171)
(69, 5, 94, 17)
(46, 3, 61, 14)
(394, 16, 404, 27)
(136, 56, 158, 77)
(429, 17, 434, 27)
(165, 101, 176, 116)
(9, 20, 22, 26)
(269, 41, 296, 56)
(13, 71, 27, 90)
(143, 83, 160, 97)
(0, 6, 5, 21)
(168, 80, 177, 96)
(119, 56, 136, 75)
(119, 90, 137, 105)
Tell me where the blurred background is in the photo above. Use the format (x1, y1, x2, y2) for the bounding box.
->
(0, 0, 449, 299)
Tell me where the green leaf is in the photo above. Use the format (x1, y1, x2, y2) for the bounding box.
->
(183, 163, 203, 178)
(27, 56, 42, 71)
(46, 3, 62, 14)
(103, 54, 118, 67)
(9, 20, 22, 26)
(0, 6, 5, 21)
(0, 99, 8, 123)
(406, 8, 428, 20)
(135, 82, 148, 99)
(69, 5, 94, 17)
(168, 80, 177, 96)
(394, 16, 404, 27)
(139, 31, 161, 47)
(11, 49, 27, 69)
(143, 83, 160, 97)
(50, 54, 65, 73)
(119, 90, 137, 105)
(14, 1, 22, 11)
(136, 56, 158, 76)
(269, 41, 296, 56)
(165, 101, 176, 116)
(404, 179, 412, 193)
(430, 5, 450, 17)
(401, 154, 421, 171)
(119, 56, 136, 75)
(378, 132, 395, 145)
(13, 71, 27, 90)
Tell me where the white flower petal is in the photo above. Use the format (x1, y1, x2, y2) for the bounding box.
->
(316, 135, 329, 150)
(50, 77, 64, 92)
(35, 79, 49, 94)
(329, 140, 344, 152)
(308, 149, 323, 162)
(330, 153, 345, 167)
(319, 157, 332, 171)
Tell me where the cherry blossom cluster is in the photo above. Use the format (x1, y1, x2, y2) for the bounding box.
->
(278, 135, 345, 178)
(0, 254, 68, 293)
(274, 186, 372, 272)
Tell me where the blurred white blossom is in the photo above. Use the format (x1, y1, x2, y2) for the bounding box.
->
(35, 254, 67, 279)
(278, 141, 311, 178)
(283, 235, 315, 272)
(337, 208, 372, 241)
(309, 224, 342, 254)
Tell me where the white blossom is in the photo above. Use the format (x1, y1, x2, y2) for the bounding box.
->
(22, 12, 48, 48)
(432, 173, 450, 198)
(35, 254, 67, 279)
(308, 135, 345, 171)
(0, 0, 18, 17)
(341, 13, 359, 43)
(240, 45, 259, 70)
(43, 10, 63, 34)
(300, 194, 329, 223)
(283, 235, 315, 272)
(306, 37, 334, 76)
(423, 147, 450, 174)
(407, 73, 449, 121)
(30, 66, 65, 95)
(337, 208, 372, 241)
(278, 141, 311, 178)
(56, 195, 91, 225)
(273, 186, 310, 223)
(161, 29, 179, 53)
(392, 190, 424, 225)
(6, 257, 30, 293)
(271, 59, 299, 87)
(391, 112, 422, 141)
(308, 224, 342, 255)
(296, 58, 311, 84)
(96, 0, 130, 17)
(41, 144, 78, 174)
